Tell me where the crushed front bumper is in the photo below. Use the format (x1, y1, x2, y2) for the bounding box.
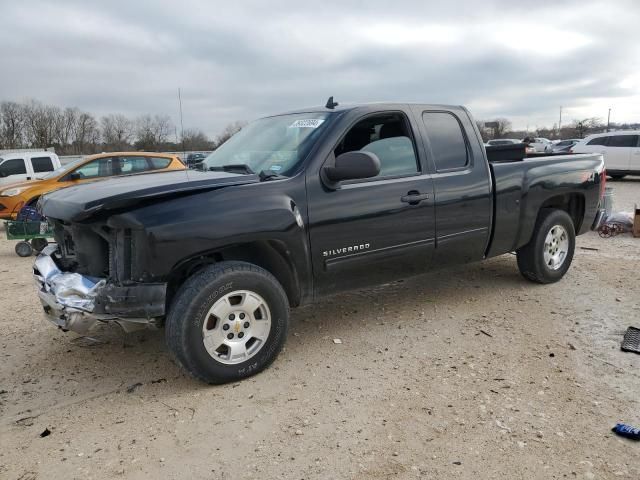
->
(33, 245, 167, 334)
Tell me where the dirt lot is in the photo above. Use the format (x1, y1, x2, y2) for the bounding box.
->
(1, 180, 639, 480)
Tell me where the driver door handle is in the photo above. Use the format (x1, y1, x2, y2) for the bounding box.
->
(401, 191, 430, 205)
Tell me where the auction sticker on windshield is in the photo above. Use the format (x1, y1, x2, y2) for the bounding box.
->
(289, 119, 325, 128)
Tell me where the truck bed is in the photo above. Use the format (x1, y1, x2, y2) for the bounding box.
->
(487, 153, 605, 257)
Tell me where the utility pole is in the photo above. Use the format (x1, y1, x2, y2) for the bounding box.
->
(178, 88, 185, 154)
(607, 108, 611, 132)
(558, 106, 562, 134)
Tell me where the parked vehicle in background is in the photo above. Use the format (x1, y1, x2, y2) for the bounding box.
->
(35, 102, 606, 384)
(0, 152, 185, 219)
(0, 152, 61, 186)
(523, 137, 553, 153)
(186, 153, 208, 169)
(571, 131, 640, 179)
(486, 138, 521, 146)
(487, 139, 535, 154)
(552, 139, 581, 153)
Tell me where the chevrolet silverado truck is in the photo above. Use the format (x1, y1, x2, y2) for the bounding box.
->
(34, 102, 606, 384)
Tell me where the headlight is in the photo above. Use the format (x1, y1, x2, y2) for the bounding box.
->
(0, 187, 29, 197)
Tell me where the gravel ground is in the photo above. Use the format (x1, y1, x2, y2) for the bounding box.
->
(1, 179, 639, 480)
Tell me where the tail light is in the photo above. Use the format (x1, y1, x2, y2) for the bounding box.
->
(599, 168, 607, 200)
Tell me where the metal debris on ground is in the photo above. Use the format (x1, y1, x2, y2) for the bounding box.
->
(598, 211, 634, 237)
(621, 326, 640, 354)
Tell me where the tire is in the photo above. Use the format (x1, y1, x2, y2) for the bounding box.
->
(609, 174, 626, 180)
(165, 261, 289, 384)
(516, 209, 575, 284)
(31, 238, 48, 253)
(15, 241, 33, 257)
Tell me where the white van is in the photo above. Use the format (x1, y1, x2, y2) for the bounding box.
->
(572, 131, 640, 179)
(0, 152, 62, 186)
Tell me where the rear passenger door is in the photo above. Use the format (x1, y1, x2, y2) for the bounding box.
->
(606, 134, 637, 172)
(411, 107, 492, 266)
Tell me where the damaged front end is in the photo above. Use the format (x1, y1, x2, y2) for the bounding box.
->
(33, 243, 167, 334)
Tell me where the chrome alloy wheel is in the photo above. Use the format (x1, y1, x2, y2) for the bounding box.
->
(543, 225, 569, 270)
(202, 290, 272, 365)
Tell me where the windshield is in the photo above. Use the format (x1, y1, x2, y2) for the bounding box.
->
(41, 158, 86, 179)
(202, 112, 333, 176)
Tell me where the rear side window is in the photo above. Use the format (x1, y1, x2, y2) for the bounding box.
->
(0, 158, 27, 177)
(607, 135, 639, 148)
(120, 156, 151, 173)
(149, 157, 172, 170)
(587, 137, 608, 146)
(31, 156, 54, 173)
(422, 112, 469, 171)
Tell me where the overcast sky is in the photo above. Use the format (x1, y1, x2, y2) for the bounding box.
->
(2, 0, 639, 135)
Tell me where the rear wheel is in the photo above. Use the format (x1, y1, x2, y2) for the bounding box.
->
(15, 241, 33, 257)
(165, 261, 289, 384)
(517, 209, 575, 284)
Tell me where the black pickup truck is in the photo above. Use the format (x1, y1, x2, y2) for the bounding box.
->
(35, 102, 606, 383)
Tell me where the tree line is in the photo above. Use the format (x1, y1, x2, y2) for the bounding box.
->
(0, 99, 244, 155)
(476, 117, 640, 142)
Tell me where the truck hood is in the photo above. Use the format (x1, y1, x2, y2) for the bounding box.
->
(39, 169, 260, 222)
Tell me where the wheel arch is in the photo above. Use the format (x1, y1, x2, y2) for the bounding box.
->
(537, 193, 585, 234)
(166, 239, 302, 310)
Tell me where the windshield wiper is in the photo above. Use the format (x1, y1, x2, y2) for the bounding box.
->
(209, 164, 255, 175)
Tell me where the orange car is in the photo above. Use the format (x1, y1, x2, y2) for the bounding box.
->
(0, 152, 185, 219)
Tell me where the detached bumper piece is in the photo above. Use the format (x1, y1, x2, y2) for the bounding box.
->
(33, 245, 166, 334)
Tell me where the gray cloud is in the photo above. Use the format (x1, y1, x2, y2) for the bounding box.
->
(1, 0, 639, 134)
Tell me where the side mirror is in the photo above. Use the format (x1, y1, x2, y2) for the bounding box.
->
(68, 172, 81, 181)
(323, 151, 381, 184)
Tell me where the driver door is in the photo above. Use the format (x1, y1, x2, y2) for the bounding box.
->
(306, 111, 435, 297)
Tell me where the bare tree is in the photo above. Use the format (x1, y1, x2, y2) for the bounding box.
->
(215, 121, 245, 148)
(23, 100, 60, 148)
(134, 114, 174, 151)
(182, 128, 213, 151)
(101, 114, 133, 151)
(0, 101, 24, 148)
(73, 112, 100, 154)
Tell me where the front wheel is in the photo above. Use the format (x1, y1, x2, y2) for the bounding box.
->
(165, 261, 289, 384)
(516, 209, 575, 284)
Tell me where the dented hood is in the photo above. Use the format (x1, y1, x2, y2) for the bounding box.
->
(39, 169, 259, 222)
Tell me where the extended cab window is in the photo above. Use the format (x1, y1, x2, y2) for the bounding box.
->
(334, 113, 419, 178)
(0, 158, 27, 177)
(31, 156, 54, 173)
(422, 112, 468, 171)
(73, 157, 115, 179)
(607, 135, 639, 147)
(587, 137, 608, 146)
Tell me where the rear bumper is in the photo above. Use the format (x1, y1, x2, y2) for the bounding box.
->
(33, 245, 166, 334)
